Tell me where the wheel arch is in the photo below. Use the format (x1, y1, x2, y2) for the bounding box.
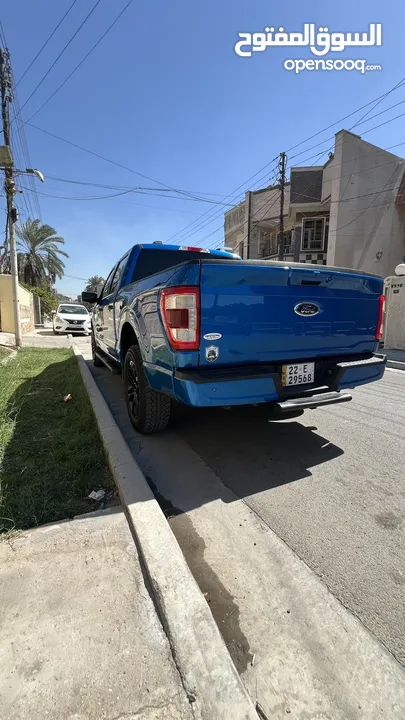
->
(119, 322, 138, 365)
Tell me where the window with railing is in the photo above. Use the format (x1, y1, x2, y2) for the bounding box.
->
(261, 230, 278, 257)
(301, 217, 328, 251)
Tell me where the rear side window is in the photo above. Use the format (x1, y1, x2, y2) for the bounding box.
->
(130, 249, 231, 283)
(100, 266, 117, 299)
(110, 253, 129, 294)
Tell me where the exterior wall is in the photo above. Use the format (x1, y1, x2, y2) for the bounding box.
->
(0, 275, 34, 334)
(290, 169, 323, 204)
(0, 275, 14, 333)
(19, 285, 35, 333)
(321, 159, 334, 202)
(327, 130, 405, 276)
(224, 202, 246, 255)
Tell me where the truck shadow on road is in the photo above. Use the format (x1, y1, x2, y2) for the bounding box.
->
(169, 403, 345, 501)
(88, 363, 344, 509)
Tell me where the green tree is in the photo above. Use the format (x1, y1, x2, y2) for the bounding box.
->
(21, 284, 58, 316)
(16, 219, 68, 287)
(85, 275, 105, 293)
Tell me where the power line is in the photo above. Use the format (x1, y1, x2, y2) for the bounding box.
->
(333, 167, 400, 232)
(14, 0, 78, 88)
(159, 159, 279, 246)
(15, 0, 103, 120)
(24, 120, 205, 198)
(0, 24, 42, 220)
(162, 79, 405, 247)
(283, 78, 405, 156)
(288, 97, 405, 164)
(19, 184, 235, 206)
(44, 174, 228, 196)
(26, 1, 132, 123)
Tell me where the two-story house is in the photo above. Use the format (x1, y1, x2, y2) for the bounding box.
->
(224, 130, 405, 278)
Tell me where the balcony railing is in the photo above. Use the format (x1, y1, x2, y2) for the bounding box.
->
(262, 244, 293, 258)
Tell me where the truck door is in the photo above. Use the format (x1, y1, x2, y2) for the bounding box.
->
(94, 265, 117, 355)
(102, 253, 129, 356)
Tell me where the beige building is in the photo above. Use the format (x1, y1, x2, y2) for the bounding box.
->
(0, 275, 34, 334)
(224, 130, 405, 278)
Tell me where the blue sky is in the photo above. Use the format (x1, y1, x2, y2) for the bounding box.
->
(1, 0, 404, 296)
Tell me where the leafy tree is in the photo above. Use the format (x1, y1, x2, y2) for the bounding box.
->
(85, 275, 105, 293)
(16, 219, 68, 287)
(21, 284, 58, 316)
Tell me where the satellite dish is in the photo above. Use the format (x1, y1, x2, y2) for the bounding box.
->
(395, 263, 405, 276)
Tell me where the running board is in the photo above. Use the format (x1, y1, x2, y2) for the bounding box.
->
(277, 391, 352, 412)
(95, 351, 120, 374)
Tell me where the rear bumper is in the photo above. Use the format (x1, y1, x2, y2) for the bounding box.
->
(169, 353, 386, 408)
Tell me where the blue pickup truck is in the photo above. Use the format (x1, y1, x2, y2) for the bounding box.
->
(82, 243, 386, 434)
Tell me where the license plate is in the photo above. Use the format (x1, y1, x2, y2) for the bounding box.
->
(282, 362, 315, 387)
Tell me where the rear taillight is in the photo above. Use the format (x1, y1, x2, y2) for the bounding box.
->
(160, 286, 200, 350)
(376, 294, 385, 340)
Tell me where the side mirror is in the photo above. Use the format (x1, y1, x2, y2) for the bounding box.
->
(82, 291, 98, 304)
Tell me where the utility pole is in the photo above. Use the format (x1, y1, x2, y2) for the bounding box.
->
(0, 47, 21, 347)
(246, 190, 252, 260)
(278, 151, 287, 261)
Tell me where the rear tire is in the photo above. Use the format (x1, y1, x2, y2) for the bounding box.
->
(91, 332, 103, 367)
(124, 344, 171, 434)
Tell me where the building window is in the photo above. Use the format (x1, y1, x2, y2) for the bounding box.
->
(301, 217, 327, 251)
(261, 230, 278, 257)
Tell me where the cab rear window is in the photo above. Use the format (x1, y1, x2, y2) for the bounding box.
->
(130, 249, 231, 283)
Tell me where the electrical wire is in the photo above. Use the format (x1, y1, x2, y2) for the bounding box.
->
(18, 184, 235, 206)
(14, 0, 78, 89)
(288, 98, 405, 164)
(161, 78, 405, 247)
(26, 1, 133, 123)
(0, 21, 43, 220)
(24, 120, 209, 199)
(44, 174, 228, 197)
(283, 79, 405, 156)
(15, 0, 104, 120)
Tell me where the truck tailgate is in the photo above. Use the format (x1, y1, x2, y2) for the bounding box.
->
(199, 261, 383, 366)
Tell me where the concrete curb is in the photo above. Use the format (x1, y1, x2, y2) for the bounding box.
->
(72, 346, 258, 720)
(386, 360, 405, 371)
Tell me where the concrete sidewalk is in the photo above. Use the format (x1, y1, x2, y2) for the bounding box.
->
(383, 348, 405, 370)
(0, 328, 91, 350)
(0, 510, 193, 720)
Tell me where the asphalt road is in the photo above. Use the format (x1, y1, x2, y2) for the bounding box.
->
(87, 358, 405, 717)
(176, 369, 405, 666)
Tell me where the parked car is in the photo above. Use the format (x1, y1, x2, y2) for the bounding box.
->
(82, 243, 386, 434)
(53, 303, 92, 335)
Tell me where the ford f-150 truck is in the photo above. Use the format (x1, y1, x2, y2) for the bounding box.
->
(82, 243, 386, 434)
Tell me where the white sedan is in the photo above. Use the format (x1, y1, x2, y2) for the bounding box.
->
(53, 303, 92, 335)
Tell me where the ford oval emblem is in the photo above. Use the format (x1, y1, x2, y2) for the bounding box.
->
(294, 302, 320, 317)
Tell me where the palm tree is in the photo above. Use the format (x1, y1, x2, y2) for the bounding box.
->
(85, 275, 105, 293)
(16, 219, 68, 287)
